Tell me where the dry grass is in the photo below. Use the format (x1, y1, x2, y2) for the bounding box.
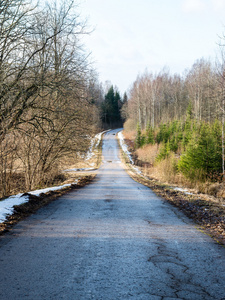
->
(0, 139, 102, 199)
(135, 144, 158, 165)
(59, 137, 102, 172)
(123, 118, 137, 132)
(128, 141, 225, 200)
(123, 129, 136, 142)
(59, 154, 99, 171)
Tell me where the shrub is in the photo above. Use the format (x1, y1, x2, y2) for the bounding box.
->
(178, 122, 222, 181)
(156, 140, 171, 161)
(135, 123, 145, 148)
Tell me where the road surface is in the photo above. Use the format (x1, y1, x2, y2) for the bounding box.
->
(0, 129, 225, 300)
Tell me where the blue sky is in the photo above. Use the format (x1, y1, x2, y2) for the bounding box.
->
(79, 0, 225, 93)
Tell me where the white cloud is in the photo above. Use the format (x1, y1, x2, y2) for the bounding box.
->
(182, 0, 206, 12)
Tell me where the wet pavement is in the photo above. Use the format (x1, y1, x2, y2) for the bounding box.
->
(0, 129, 225, 299)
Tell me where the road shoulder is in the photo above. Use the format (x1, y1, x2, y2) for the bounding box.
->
(118, 132, 225, 246)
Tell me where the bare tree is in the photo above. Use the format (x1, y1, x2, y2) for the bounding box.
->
(0, 0, 101, 195)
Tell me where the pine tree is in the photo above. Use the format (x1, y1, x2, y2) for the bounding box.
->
(114, 91, 121, 122)
(178, 121, 223, 180)
(146, 123, 155, 144)
(135, 123, 145, 148)
(169, 136, 178, 152)
(157, 140, 171, 161)
(101, 85, 122, 127)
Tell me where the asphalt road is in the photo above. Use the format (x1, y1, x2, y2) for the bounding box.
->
(0, 129, 225, 300)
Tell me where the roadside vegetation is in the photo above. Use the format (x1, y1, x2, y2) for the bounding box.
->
(121, 57, 225, 199)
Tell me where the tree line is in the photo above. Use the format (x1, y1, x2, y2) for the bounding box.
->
(125, 59, 223, 128)
(123, 56, 225, 181)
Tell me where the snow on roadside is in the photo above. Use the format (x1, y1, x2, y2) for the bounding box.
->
(118, 131, 142, 174)
(85, 130, 109, 161)
(118, 131, 134, 164)
(0, 129, 108, 223)
(64, 168, 94, 172)
(0, 194, 29, 222)
(0, 181, 78, 223)
(173, 187, 193, 195)
(28, 181, 78, 196)
(65, 130, 109, 172)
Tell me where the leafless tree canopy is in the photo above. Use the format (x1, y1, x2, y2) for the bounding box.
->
(0, 0, 102, 196)
(124, 59, 221, 129)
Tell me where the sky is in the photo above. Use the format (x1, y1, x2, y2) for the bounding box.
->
(79, 0, 225, 94)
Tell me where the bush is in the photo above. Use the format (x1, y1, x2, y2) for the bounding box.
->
(178, 122, 222, 181)
(146, 125, 155, 144)
(156, 140, 171, 161)
(135, 123, 145, 148)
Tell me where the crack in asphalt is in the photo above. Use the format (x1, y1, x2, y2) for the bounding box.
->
(147, 231, 216, 299)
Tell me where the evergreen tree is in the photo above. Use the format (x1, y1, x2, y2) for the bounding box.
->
(101, 85, 122, 127)
(135, 123, 145, 148)
(169, 136, 178, 152)
(114, 91, 121, 122)
(156, 123, 170, 144)
(187, 101, 193, 120)
(157, 140, 171, 161)
(146, 123, 155, 144)
(178, 122, 222, 180)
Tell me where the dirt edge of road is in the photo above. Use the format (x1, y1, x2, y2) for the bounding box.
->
(0, 175, 96, 236)
(119, 140, 225, 247)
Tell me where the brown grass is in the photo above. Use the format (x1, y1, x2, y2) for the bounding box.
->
(128, 141, 225, 199)
(123, 118, 137, 132)
(135, 144, 158, 165)
(123, 129, 136, 142)
(59, 154, 99, 171)
(0, 137, 102, 199)
(59, 135, 103, 172)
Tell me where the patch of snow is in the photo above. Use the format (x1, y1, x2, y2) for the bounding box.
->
(118, 131, 142, 174)
(0, 180, 78, 223)
(85, 130, 109, 161)
(118, 131, 134, 165)
(28, 182, 78, 196)
(64, 130, 109, 173)
(64, 168, 94, 172)
(0, 194, 29, 222)
(173, 187, 193, 195)
(131, 165, 142, 175)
